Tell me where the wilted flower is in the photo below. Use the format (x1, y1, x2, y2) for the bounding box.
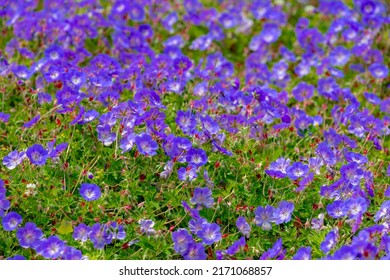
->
(24, 183, 37, 196)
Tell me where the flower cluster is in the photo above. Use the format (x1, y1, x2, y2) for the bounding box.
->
(3, 140, 67, 169)
(73, 222, 126, 249)
(3, 212, 83, 260)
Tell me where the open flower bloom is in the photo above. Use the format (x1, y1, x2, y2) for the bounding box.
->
(79, 183, 101, 201)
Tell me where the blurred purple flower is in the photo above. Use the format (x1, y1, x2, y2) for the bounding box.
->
(7, 255, 26, 260)
(329, 46, 351, 66)
(259, 23, 281, 44)
(292, 82, 314, 102)
(188, 218, 207, 235)
(61, 246, 83, 260)
(340, 162, 364, 186)
(311, 213, 324, 230)
(96, 124, 116, 146)
(23, 114, 40, 128)
(260, 238, 284, 260)
(0, 197, 11, 218)
(368, 63, 388, 79)
(0, 112, 10, 123)
(292, 247, 312, 260)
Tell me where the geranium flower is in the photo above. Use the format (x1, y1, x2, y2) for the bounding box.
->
(273, 201, 294, 225)
(26, 144, 48, 166)
(190, 187, 214, 208)
(79, 183, 101, 201)
(2, 211, 23, 231)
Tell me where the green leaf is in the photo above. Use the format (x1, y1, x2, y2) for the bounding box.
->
(57, 219, 73, 235)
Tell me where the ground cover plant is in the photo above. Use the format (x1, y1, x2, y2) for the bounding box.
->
(0, 0, 389, 260)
